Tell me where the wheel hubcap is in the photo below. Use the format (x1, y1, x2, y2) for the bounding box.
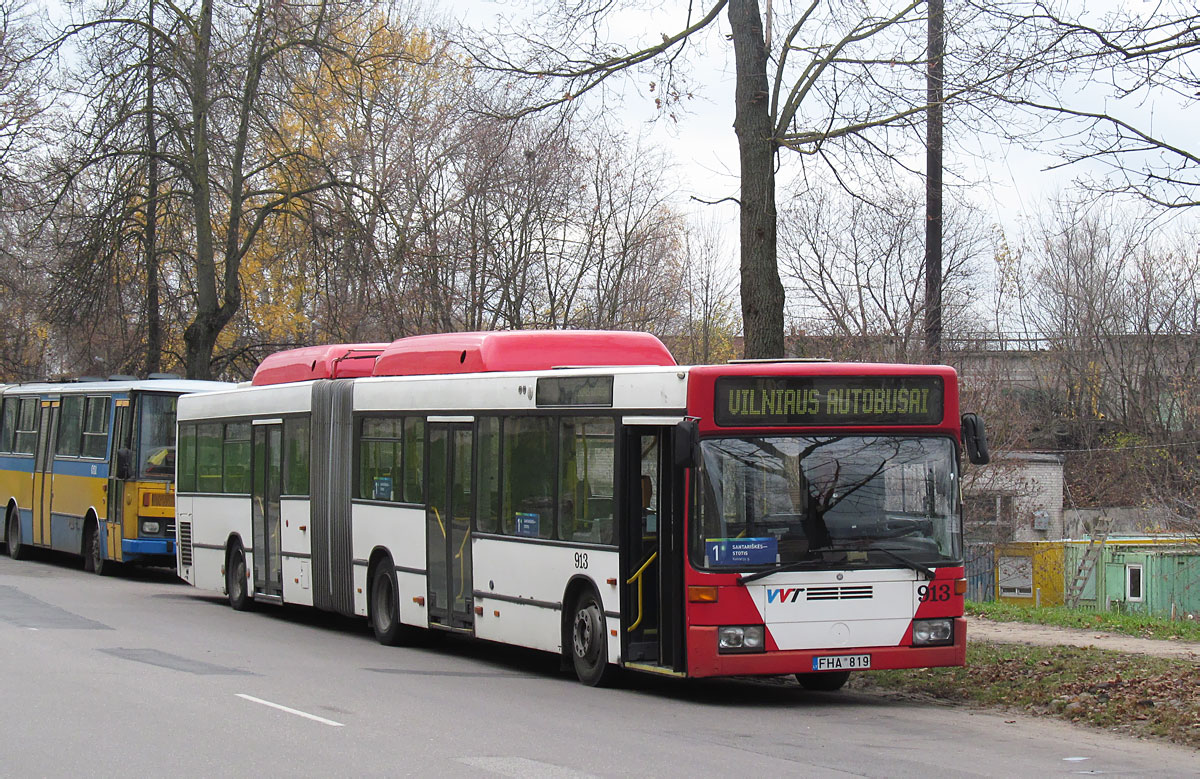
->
(573, 605, 596, 660)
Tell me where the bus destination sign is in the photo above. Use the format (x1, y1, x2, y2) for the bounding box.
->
(714, 375, 944, 426)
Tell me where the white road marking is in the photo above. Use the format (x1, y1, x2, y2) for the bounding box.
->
(235, 694, 344, 727)
(457, 757, 597, 778)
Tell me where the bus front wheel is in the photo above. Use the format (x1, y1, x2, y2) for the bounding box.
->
(570, 589, 614, 687)
(7, 511, 26, 561)
(796, 671, 851, 692)
(226, 544, 252, 611)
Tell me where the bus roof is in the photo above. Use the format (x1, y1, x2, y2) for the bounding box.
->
(1, 378, 233, 396)
(251, 343, 389, 386)
(371, 330, 676, 377)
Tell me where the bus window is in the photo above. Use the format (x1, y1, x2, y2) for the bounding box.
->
(0, 397, 17, 452)
(476, 417, 500, 533)
(360, 417, 402, 501)
(196, 423, 222, 491)
(15, 398, 37, 454)
(57, 395, 84, 457)
(177, 424, 197, 492)
(283, 417, 310, 495)
(502, 416, 554, 539)
(223, 423, 251, 493)
(403, 417, 424, 503)
(138, 394, 179, 478)
(82, 397, 110, 459)
(559, 417, 615, 544)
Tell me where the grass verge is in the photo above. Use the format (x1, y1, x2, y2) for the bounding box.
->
(854, 642, 1200, 748)
(966, 600, 1200, 642)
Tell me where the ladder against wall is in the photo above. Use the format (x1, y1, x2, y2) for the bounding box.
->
(1065, 516, 1113, 607)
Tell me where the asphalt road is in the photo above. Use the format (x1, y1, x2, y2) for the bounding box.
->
(0, 552, 1196, 777)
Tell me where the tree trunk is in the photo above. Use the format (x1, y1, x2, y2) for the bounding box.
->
(729, 0, 785, 359)
(184, 0, 221, 380)
(145, 0, 161, 375)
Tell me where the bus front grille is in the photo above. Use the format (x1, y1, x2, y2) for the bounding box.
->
(807, 585, 873, 601)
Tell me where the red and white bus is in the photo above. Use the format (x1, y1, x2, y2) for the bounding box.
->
(176, 331, 988, 687)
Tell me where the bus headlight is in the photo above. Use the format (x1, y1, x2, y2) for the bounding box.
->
(912, 618, 954, 646)
(718, 625, 765, 653)
(141, 520, 162, 536)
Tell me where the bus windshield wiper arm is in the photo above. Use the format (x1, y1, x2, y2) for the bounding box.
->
(736, 545, 936, 585)
(867, 545, 936, 580)
(735, 558, 824, 585)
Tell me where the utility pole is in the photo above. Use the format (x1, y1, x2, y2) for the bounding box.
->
(924, 0, 944, 362)
(145, 0, 162, 374)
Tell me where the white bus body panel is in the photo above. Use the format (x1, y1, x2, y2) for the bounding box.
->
(280, 498, 313, 607)
(472, 537, 620, 660)
(178, 382, 311, 420)
(185, 495, 251, 595)
(354, 367, 689, 413)
(351, 502, 427, 623)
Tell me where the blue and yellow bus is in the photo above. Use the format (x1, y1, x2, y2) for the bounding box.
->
(0, 377, 231, 573)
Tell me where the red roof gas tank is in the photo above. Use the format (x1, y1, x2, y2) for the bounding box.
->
(372, 330, 675, 376)
(252, 343, 389, 385)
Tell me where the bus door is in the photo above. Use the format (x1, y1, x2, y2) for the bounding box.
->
(426, 421, 474, 631)
(32, 400, 57, 547)
(251, 421, 284, 598)
(107, 399, 132, 562)
(621, 424, 685, 672)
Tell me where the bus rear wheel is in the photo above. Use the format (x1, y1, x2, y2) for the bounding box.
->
(226, 544, 252, 611)
(570, 589, 614, 687)
(796, 671, 851, 692)
(370, 564, 409, 646)
(7, 511, 26, 561)
(83, 520, 108, 575)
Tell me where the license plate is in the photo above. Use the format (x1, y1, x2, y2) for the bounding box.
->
(812, 654, 871, 671)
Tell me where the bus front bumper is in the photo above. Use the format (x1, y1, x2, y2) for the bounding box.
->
(122, 538, 176, 558)
(685, 617, 967, 678)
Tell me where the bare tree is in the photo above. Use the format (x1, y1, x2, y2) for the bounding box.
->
(674, 217, 741, 365)
(973, 1, 1200, 209)
(779, 179, 988, 362)
(462, 0, 1020, 359)
(1005, 194, 1200, 528)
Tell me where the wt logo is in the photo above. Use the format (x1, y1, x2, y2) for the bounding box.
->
(766, 588, 803, 603)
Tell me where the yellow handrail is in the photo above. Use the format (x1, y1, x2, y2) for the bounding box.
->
(625, 551, 658, 632)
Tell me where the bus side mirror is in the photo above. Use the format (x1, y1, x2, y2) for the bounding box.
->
(673, 419, 698, 469)
(961, 413, 990, 465)
(116, 448, 134, 480)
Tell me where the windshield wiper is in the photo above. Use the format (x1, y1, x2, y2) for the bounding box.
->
(736, 544, 936, 585)
(866, 545, 936, 580)
(736, 558, 828, 586)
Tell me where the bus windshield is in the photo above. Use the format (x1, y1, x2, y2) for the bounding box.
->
(692, 436, 960, 570)
(138, 394, 179, 479)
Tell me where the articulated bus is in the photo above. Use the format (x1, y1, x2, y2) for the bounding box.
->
(176, 331, 989, 687)
(0, 377, 232, 572)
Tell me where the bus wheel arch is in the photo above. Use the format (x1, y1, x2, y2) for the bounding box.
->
(225, 535, 252, 611)
(563, 577, 616, 687)
(82, 512, 109, 575)
(367, 548, 410, 646)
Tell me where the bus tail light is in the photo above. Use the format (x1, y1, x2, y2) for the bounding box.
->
(688, 586, 718, 603)
(954, 579, 967, 595)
